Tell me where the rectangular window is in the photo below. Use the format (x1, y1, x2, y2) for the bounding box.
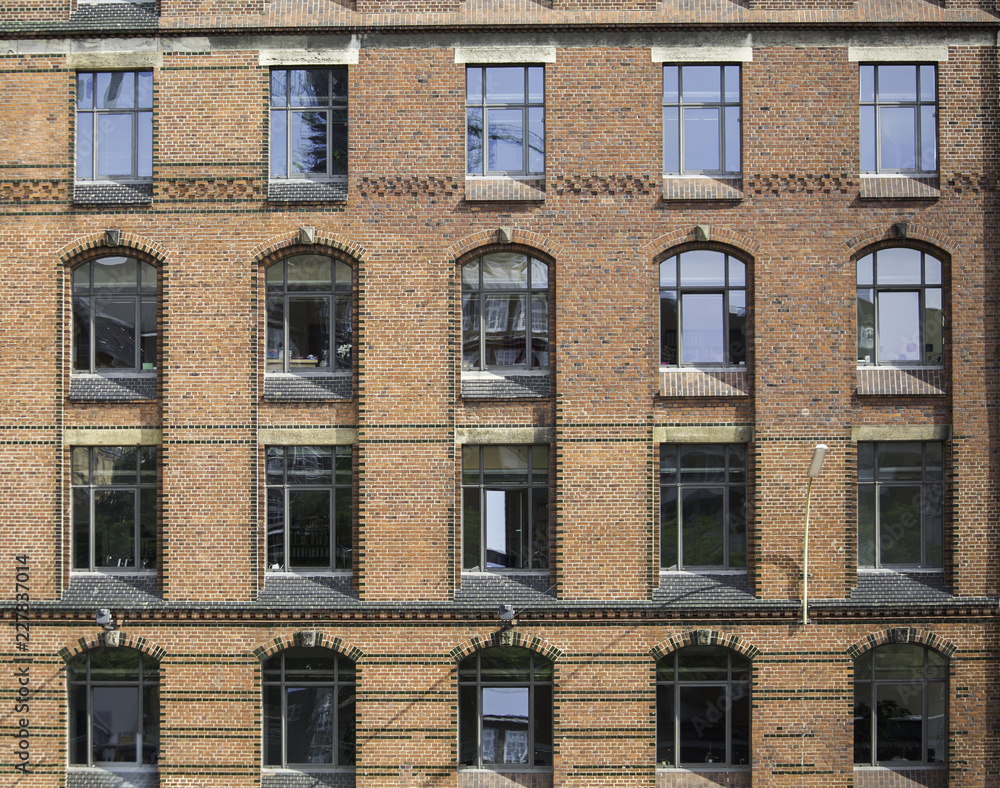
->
(466, 66, 544, 176)
(462, 445, 549, 571)
(71, 446, 157, 572)
(858, 442, 943, 568)
(266, 446, 353, 572)
(76, 71, 153, 182)
(660, 444, 747, 570)
(860, 64, 937, 174)
(663, 65, 741, 176)
(270, 68, 348, 180)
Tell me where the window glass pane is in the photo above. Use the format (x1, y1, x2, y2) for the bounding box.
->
(878, 485, 922, 564)
(921, 104, 937, 171)
(290, 111, 328, 175)
(482, 252, 529, 289)
(267, 487, 285, 568)
(483, 294, 526, 366)
(289, 69, 328, 107)
(656, 684, 675, 765)
(660, 291, 678, 365)
(139, 487, 156, 570)
(288, 489, 331, 568)
(533, 684, 553, 765)
(679, 250, 727, 286)
(137, 112, 152, 178)
(74, 298, 93, 371)
(724, 105, 741, 172)
(877, 442, 923, 481)
(527, 106, 544, 173)
(875, 683, 923, 761)
(724, 66, 740, 102)
(857, 289, 875, 364)
(70, 683, 89, 763)
(466, 67, 483, 103)
(334, 295, 353, 368)
(728, 486, 746, 568)
(482, 445, 529, 482)
(459, 684, 477, 765)
(93, 297, 137, 368)
(926, 680, 945, 762)
(93, 489, 136, 568)
(270, 110, 287, 177)
(140, 297, 156, 370)
(924, 288, 942, 364)
(487, 109, 524, 172)
(330, 115, 347, 175)
(96, 114, 134, 177)
(677, 646, 728, 680)
(682, 293, 724, 364)
(338, 684, 356, 764)
(660, 485, 678, 569)
(728, 289, 747, 365)
(139, 261, 157, 293)
(462, 293, 481, 369)
(77, 113, 94, 179)
(97, 72, 135, 109)
(531, 445, 548, 482)
(879, 106, 917, 170)
(286, 446, 333, 485)
(875, 247, 922, 283)
(729, 258, 745, 287)
(663, 107, 679, 172)
(485, 67, 525, 104)
(480, 647, 532, 681)
(286, 255, 332, 291)
(853, 682, 873, 763)
(482, 687, 530, 764)
(683, 108, 720, 171)
(463, 488, 481, 570)
(467, 107, 483, 175)
(873, 644, 925, 679)
(927, 650, 947, 680)
(660, 258, 677, 288)
(93, 256, 136, 290)
(270, 70, 287, 107)
(925, 483, 943, 566)
(682, 488, 725, 566)
(877, 291, 920, 362)
(527, 67, 544, 103)
(530, 486, 549, 569)
(858, 442, 875, 479)
(531, 294, 549, 366)
(682, 66, 721, 102)
(286, 686, 335, 764)
(73, 488, 91, 570)
(860, 65, 875, 103)
(266, 297, 284, 371)
(530, 259, 548, 289)
(731, 688, 751, 764)
(663, 66, 679, 103)
(284, 649, 339, 681)
(287, 296, 330, 368)
(92, 686, 140, 762)
(484, 488, 527, 568)
(878, 65, 917, 102)
(679, 444, 726, 483)
(263, 685, 283, 765)
(860, 105, 876, 172)
(679, 685, 727, 764)
(334, 484, 352, 570)
(78, 73, 95, 109)
(141, 685, 159, 764)
(919, 65, 936, 101)
(858, 484, 876, 566)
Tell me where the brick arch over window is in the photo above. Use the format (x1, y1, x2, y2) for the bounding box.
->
(447, 228, 562, 264)
(252, 230, 367, 268)
(847, 628, 957, 661)
(450, 632, 563, 664)
(252, 630, 364, 663)
(844, 224, 957, 261)
(644, 227, 761, 262)
(649, 629, 760, 662)
(58, 232, 168, 268)
(58, 631, 167, 664)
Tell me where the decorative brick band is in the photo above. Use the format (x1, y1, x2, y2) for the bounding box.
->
(856, 366, 945, 396)
(846, 627, 957, 660)
(251, 631, 364, 662)
(659, 367, 749, 397)
(449, 632, 563, 663)
(649, 629, 760, 661)
(58, 631, 167, 663)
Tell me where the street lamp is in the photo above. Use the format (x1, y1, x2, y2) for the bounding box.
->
(802, 444, 828, 626)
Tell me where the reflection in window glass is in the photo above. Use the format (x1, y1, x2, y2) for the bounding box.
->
(270, 68, 348, 179)
(663, 65, 741, 175)
(466, 66, 544, 175)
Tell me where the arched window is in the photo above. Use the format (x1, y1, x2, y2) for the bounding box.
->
(857, 247, 943, 366)
(458, 646, 553, 770)
(68, 648, 160, 766)
(73, 256, 157, 373)
(660, 250, 747, 367)
(262, 648, 356, 769)
(266, 255, 353, 374)
(854, 643, 947, 765)
(656, 646, 750, 768)
(462, 252, 549, 371)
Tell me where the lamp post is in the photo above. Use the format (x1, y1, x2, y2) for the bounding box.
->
(802, 444, 828, 626)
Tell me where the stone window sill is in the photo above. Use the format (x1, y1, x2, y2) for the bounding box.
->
(465, 176, 545, 202)
(859, 174, 940, 199)
(662, 176, 742, 201)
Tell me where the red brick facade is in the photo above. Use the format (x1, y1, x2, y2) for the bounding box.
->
(0, 2, 998, 788)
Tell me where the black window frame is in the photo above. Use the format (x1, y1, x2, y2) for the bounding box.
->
(856, 247, 943, 367)
(458, 646, 554, 771)
(853, 644, 947, 766)
(466, 65, 545, 177)
(262, 647, 357, 770)
(269, 67, 348, 181)
(68, 648, 160, 768)
(860, 63, 938, 175)
(857, 441, 944, 569)
(265, 445, 353, 573)
(462, 444, 550, 573)
(265, 254, 354, 376)
(461, 252, 550, 373)
(71, 445, 158, 573)
(659, 250, 748, 368)
(72, 256, 158, 375)
(662, 64, 742, 177)
(660, 443, 748, 572)
(656, 646, 751, 769)
(75, 70, 153, 183)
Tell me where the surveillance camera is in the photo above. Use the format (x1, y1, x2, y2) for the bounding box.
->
(95, 609, 112, 627)
(498, 604, 515, 622)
